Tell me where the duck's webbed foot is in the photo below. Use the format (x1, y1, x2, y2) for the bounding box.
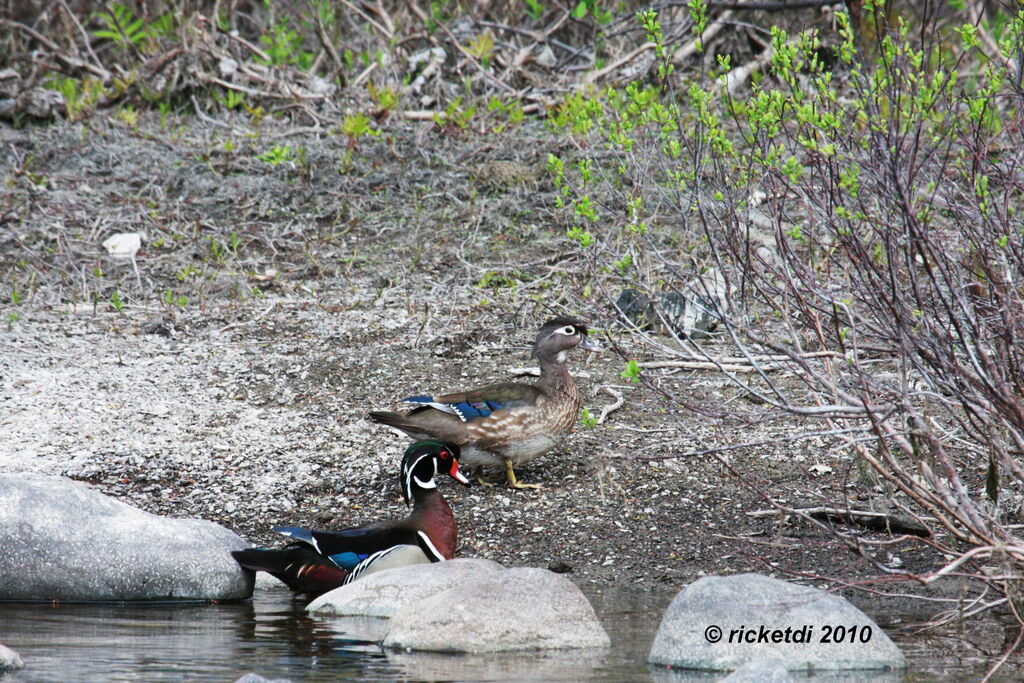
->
(504, 459, 541, 490)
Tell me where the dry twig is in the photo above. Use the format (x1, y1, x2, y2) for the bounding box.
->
(597, 386, 624, 424)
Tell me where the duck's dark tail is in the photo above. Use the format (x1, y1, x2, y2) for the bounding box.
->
(231, 543, 347, 597)
(367, 410, 414, 429)
(368, 409, 467, 445)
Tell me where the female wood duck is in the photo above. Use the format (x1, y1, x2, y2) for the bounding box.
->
(231, 440, 470, 597)
(369, 317, 602, 489)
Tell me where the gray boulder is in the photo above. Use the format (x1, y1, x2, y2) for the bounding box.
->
(307, 557, 504, 618)
(0, 473, 253, 601)
(0, 643, 23, 672)
(649, 573, 905, 673)
(382, 566, 610, 653)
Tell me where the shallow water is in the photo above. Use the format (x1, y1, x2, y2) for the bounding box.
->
(0, 586, 1001, 681)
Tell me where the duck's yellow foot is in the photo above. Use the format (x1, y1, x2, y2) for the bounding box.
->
(475, 466, 497, 487)
(505, 460, 542, 490)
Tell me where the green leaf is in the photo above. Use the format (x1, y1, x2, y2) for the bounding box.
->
(621, 359, 641, 383)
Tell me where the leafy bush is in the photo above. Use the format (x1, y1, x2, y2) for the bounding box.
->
(550, 0, 1024, 635)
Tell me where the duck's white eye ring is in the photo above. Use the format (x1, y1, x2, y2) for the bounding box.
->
(559, 325, 576, 335)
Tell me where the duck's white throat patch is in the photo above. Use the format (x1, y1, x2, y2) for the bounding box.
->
(413, 475, 436, 489)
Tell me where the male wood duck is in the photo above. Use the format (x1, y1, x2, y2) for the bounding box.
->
(231, 440, 470, 597)
(368, 317, 602, 489)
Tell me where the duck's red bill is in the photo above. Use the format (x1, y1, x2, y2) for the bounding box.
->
(449, 459, 471, 486)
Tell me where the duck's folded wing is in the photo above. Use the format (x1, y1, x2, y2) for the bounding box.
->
(273, 523, 419, 568)
(405, 383, 543, 421)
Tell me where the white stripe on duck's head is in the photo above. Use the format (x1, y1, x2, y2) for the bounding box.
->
(532, 316, 603, 361)
(399, 440, 470, 505)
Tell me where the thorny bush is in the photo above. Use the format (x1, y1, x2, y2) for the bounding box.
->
(549, 0, 1024, 659)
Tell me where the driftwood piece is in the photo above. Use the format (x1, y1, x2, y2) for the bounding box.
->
(637, 350, 842, 373)
(747, 506, 933, 537)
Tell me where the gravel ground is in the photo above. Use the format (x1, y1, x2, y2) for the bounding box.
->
(0, 115, 972, 611)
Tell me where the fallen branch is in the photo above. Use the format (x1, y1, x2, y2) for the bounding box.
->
(583, 41, 654, 84)
(747, 506, 933, 537)
(723, 40, 774, 96)
(1, 19, 111, 82)
(638, 360, 779, 373)
(423, 15, 517, 94)
(311, 0, 345, 81)
(584, 10, 734, 83)
(639, 349, 843, 373)
(672, 10, 732, 64)
(920, 544, 1024, 585)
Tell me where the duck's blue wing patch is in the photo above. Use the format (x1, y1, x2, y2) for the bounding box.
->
(451, 399, 508, 420)
(271, 528, 372, 569)
(328, 551, 370, 570)
(404, 395, 520, 422)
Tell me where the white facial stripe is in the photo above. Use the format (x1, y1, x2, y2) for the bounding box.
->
(404, 453, 439, 496)
(417, 530, 445, 562)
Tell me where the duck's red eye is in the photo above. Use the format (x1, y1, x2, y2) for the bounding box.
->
(440, 450, 449, 459)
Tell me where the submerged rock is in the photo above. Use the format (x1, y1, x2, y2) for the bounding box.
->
(382, 566, 610, 653)
(0, 473, 253, 601)
(0, 643, 24, 672)
(648, 573, 905, 673)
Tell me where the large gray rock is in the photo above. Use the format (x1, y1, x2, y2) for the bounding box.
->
(649, 573, 905, 673)
(382, 566, 610, 653)
(0, 473, 253, 601)
(0, 643, 24, 672)
(307, 558, 504, 618)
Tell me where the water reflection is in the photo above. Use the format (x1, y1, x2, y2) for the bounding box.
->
(0, 596, 397, 682)
(386, 648, 611, 681)
(0, 586, 1003, 682)
(649, 665, 903, 682)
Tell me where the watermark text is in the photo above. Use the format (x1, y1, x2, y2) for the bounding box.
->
(703, 624, 874, 645)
